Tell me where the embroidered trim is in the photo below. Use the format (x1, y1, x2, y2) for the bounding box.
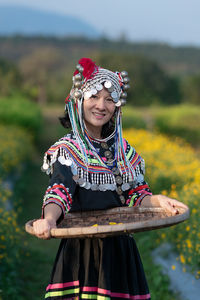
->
(42, 134, 145, 192)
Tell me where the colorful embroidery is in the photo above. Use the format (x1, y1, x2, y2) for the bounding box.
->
(45, 281, 151, 299)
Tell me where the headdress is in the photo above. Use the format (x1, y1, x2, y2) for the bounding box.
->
(42, 58, 141, 194)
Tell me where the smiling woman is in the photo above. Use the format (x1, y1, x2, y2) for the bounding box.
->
(83, 88, 116, 139)
(32, 58, 187, 300)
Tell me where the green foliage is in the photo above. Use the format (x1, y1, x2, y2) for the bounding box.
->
(182, 74, 200, 105)
(0, 57, 22, 97)
(0, 123, 34, 298)
(0, 96, 42, 138)
(122, 106, 147, 129)
(96, 53, 181, 106)
(153, 105, 200, 145)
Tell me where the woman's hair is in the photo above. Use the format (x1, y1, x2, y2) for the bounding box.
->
(59, 111, 115, 138)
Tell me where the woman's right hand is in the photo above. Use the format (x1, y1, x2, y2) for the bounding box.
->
(33, 218, 57, 240)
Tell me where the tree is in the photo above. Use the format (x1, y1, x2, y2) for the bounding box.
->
(95, 53, 181, 106)
(0, 58, 22, 97)
(182, 74, 200, 105)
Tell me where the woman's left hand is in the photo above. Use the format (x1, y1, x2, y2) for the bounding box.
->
(152, 194, 188, 215)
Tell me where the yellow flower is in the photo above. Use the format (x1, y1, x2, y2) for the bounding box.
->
(171, 265, 176, 270)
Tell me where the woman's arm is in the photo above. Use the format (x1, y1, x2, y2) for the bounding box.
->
(33, 203, 62, 239)
(141, 194, 188, 215)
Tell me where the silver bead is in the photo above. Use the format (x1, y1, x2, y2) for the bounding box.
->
(120, 98, 127, 106)
(74, 90, 82, 98)
(74, 73, 82, 81)
(121, 92, 127, 98)
(74, 81, 82, 88)
(123, 84, 130, 91)
(76, 64, 84, 73)
(123, 77, 130, 84)
(104, 81, 112, 89)
(121, 71, 128, 77)
(115, 100, 121, 107)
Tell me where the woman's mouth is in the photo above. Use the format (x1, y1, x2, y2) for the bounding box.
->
(93, 112, 105, 119)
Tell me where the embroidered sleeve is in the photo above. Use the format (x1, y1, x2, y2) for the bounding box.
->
(125, 161, 152, 207)
(42, 160, 76, 218)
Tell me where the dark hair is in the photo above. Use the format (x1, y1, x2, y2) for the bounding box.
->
(59, 111, 115, 138)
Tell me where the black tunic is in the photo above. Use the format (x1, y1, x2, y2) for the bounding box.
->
(42, 135, 151, 299)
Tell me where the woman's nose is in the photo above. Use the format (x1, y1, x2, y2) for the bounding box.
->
(96, 97, 105, 110)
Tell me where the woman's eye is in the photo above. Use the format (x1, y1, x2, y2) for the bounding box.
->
(91, 95, 97, 99)
(106, 98, 113, 102)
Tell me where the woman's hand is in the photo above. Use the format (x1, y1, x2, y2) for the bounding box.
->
(33, 218, 57, 240)
(141, 194, 188, 215)
(154, 194, 188, 215)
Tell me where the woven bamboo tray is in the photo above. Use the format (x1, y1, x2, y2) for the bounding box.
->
(25, 205, 189, 238)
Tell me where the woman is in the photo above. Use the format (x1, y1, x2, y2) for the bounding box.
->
(33, 58, 187, 299)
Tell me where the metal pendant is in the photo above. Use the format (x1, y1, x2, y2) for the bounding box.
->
(115, 175, 123, 185)
(101, 142, 109, 149)
(104, 150, 112, 159)
(119, 195, 125, 204)
(116, 186, 123, 195)
(121, 182, 130, 191)
(111, 167, 120, 175)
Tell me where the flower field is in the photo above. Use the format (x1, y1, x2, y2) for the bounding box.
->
(0, 97, 40, 297)
(124, 128, 200, 277)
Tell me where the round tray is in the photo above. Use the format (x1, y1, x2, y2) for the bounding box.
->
(25, 205, 189, 238)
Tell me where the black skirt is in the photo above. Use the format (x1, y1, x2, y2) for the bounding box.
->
(45, 235, 151, 300)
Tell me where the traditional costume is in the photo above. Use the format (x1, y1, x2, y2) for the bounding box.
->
(41, 58, 152, 299)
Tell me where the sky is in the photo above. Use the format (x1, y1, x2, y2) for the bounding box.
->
(0, 0, 200, 46)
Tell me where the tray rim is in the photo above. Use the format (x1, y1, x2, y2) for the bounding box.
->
(25, 205, 190, 239)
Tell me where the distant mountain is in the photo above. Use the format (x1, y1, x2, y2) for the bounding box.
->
(0, 5, 100, 38)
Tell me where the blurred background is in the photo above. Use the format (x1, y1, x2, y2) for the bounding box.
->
(0, 1, 200, 299)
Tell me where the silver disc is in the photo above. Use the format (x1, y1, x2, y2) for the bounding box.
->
(104, 81, 112, 89)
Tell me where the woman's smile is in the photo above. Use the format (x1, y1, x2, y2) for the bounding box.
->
(83, 87, 116, 138)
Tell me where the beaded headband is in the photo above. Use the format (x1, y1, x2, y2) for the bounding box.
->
(66, 58, 130, 107)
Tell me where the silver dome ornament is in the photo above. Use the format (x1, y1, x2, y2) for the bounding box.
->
(84, 91, 92, 99)
(123, 77, 130, 84)
(123, 84, 130, 91)
(76, 64, 84, 73)
(115, 100, 121, 107)
(121, 92, 127, 99)
(121, 71, 128, 77)
(104, 81, 112, 89)
(120, 98, 127, 106)
(91, 88, 97, 95)
(74, 81, 82, 89)
(74, 90, 82, 99)
(96, 83, 103, 91)
(111, 91, 118, 99)
(74, 73, 82, 81)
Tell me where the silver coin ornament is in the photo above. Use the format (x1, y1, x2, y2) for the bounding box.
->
(121, 71, 128, 77)
(74, 81, 82, 89)
(74, 73, 82, 81)
(115, 100, 121, 107)
(42, 162, 49, 170)
(120, 98, 126, 106)
(84, 91, 92, 99)
(101, 142, 109, 149)
(76, 64, 84, 73)
(74, 90, 82, 99)
(91, 88, 97, 95)
(65, 159, 72, 166)
(123, 84, 130, 91)
(123, 77, 130, 84)
(121, 92, 127, 99)
(111, 91, 118, 99)
(96, 83, 103, 91)
(104, 81, 112, 89)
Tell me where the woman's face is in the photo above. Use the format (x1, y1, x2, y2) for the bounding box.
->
(83, 87, 116, 138)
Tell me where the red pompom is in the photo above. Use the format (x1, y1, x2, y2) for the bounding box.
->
(74, 57, 98, 80)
